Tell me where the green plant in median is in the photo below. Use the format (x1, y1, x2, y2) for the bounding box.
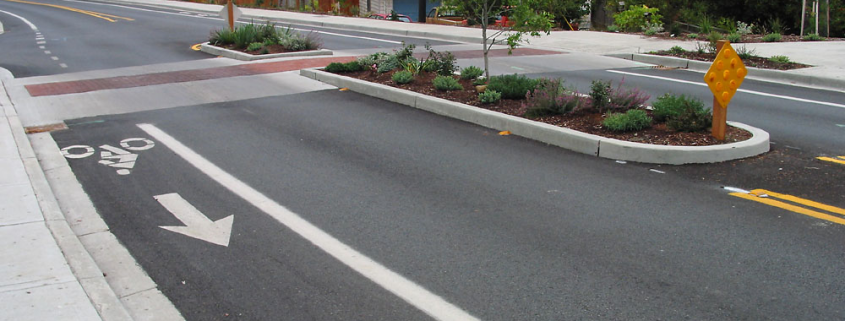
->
(707, 32, 723, 53)
(209, 22, 321, 52)
(479, 90, 502, 104)
(609, 82, 650, 111)
(762, 33, 782, 42)
(643, 21, 664, 35)
(666, 105, 712, 132)
(668, 45, 685, 55)
(769, 55, 792, 64)
(686, 33, 699, 39)
(652, 94, 704, 122)
(392, 70, 414, 84)
(603, 110, 652, 132)
(487, 74, 539, 100)
(432, 75, 462, 91)
(424, 44, 458, 76)
(589, 80, 611, 112)
(460, 66, 484, 80)
(523, 78, 586, 118)
(735, 45, 757, 60)
(246, 42, 264, 51)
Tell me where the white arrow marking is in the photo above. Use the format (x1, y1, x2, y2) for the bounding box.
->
(155, 193, 233, 247)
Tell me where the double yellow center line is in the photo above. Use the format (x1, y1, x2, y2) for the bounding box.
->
(731, 189, 845, 226)
(5, 0, 133, 22)
(818, 156, 845, 165)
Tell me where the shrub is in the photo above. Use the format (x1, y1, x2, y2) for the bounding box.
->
(281, 31, 321, 51)
(652, 94, 705, 122)
(377, 55, 401, 73)
(487, 74, 539, 100)
(736, 45, 757, 60)
(668, 46, 685, 55)
(472, 77, 487, 86)
(343, 61, 362, 72)
(666, 105, 712, 132)
(698, 16, 712, 34)
(769, 55, 791, 64)
(608, 83, 650, 111)
(209, 28, 236, 46)
(392, 70, 414, 84)
(643, 21, 664, 36)
(394, 42, 416, 61)
(803, 33, 825, 41)
(686, 33, 699, 39)
(246, 42, 264, 52)
(707, 32, 723, 53)
(589, 80, 611, 112)
(460, 66, 484, 80)
(425, 44, 458, 76)
(523, 78, 584, 118)
(432, 75, 462, 91)
(669, 23, 682, 36)
(736, 21, 753, 35)
(603, 110, 653, 132)
(607, 24, 620, 32)
(325, 62, 348, 72)
(726, 33, 742, 43)
(762, 33, 782, 42)
(233, 23, 261, 49)
(613, 5, 662, 32)
(479, 90, 502, 104)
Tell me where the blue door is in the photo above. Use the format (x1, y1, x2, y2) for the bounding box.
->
(392, 0, 441, 23)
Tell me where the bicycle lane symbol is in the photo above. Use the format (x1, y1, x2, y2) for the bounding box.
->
(60, 138, 155, 175)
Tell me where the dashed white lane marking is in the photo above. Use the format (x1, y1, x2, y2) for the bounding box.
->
(608, 70, 845, 109)
(39, 45, 45, 49)
(137, 123, 480, 321)
(37, 41, 46, 44)
(44, 50, 51, 54)
(59, 63, 68, 68)
(51, 56, 59, 60)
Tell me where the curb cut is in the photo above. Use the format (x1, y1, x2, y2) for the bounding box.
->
(200, 42, 333, 61)
(607, 53, 845, 93)
(301, 68, 770, 165)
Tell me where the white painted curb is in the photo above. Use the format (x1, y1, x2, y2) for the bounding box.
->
(301, 68, 770, 164)
(200, 42, 332, 61)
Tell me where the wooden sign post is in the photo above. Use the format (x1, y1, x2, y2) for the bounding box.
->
(703, 40, 748, 141)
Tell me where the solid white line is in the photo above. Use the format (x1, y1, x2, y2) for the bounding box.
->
(137, 123, 479, 321)
(0, 19, 5, 34)
(294, 28, 403, 44)
(0, 9, 39, 30)
(607, 70, 845, 110)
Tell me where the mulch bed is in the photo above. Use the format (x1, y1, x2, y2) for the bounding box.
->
(649, 50, 811, 70)
(336, 69, 752, 146)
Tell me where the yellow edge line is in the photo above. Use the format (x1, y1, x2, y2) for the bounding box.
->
(817, 156, 845, 165)
(731, 192, 845, 226)
(5, 0, 132, 21)
(752, 189, 845, 215)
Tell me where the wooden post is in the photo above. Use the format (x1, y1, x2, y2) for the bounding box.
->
(227, 0, 234, 31)
(711, 40, 728, 141)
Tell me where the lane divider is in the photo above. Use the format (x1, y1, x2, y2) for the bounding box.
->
(4, 0, 134, 22)
(730, 188, 845, 226)
(817, 156, 845, 165)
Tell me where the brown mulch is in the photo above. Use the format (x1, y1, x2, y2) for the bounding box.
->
(650, 50, 811, 70)
(337, 69, 752, 146)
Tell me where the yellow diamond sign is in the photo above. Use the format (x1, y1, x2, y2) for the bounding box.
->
(704, 41, 747, 108)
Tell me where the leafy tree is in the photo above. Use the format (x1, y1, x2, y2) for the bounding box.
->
(442, 0, 554, 79)
(534, 0, 590, 29)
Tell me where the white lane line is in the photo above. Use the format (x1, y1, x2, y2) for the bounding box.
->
(608, 70, 845, 110)
(59, 63, 67, 68)
(293, 28, 403, 44)
(39, 45, 45, 49)
(37, 41, 46, 44)
(51, 56, 59, 61)
(0, 9, 38, 30)
(44, 50, 51, 54)
(137, 123, 479, 321)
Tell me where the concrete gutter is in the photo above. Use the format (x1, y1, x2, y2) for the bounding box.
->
(200, 42, 332, 61)
(607, 53, 845, 93)
(301, 68, 770, 165)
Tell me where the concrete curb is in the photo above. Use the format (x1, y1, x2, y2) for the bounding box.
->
(301, 68, 770, 164)
(608, 53, 845, 92)
(200, 42, 333, 61)
(1, 76, 133, 320)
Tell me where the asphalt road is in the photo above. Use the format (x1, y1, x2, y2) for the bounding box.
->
(52, 89, 845, 320)
(0, 0, 454, 77)
(4, 0, 845, 319)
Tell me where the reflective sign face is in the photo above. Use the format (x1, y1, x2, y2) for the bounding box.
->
(704, 42, 748, 108)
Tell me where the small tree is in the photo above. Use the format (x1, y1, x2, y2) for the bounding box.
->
(442, 0, 554, 80)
